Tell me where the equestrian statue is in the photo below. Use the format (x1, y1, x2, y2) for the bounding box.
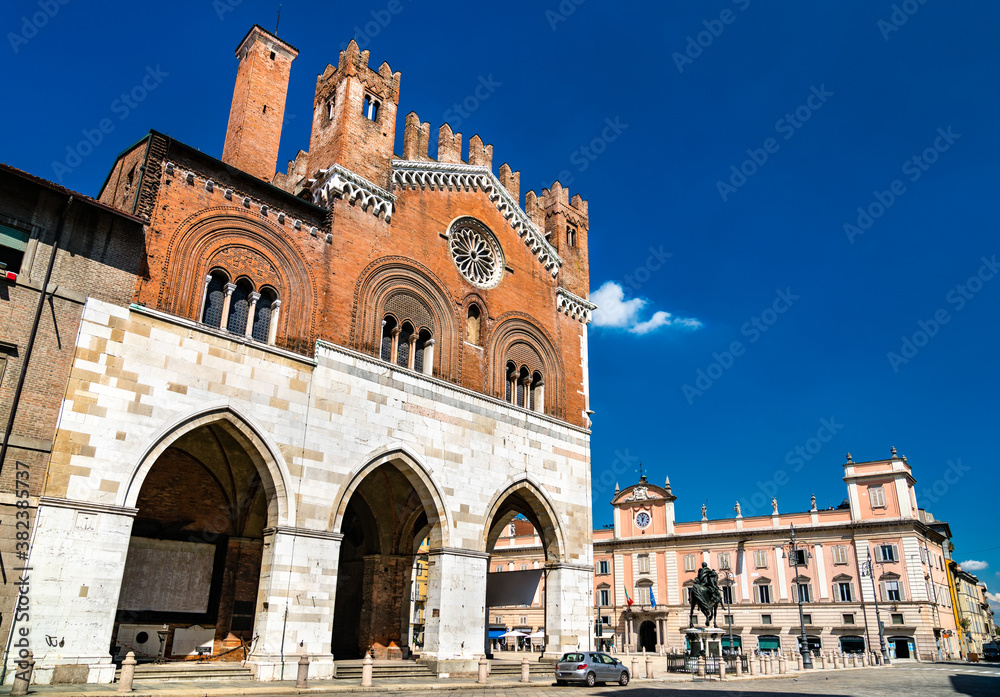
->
(689, 562, 723, 628)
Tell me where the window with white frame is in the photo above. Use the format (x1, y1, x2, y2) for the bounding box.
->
(794, 580, 812, 602)
(883, 580, 903, 602)
(843, 613, 855, 624)
(754, 581, 772, 604)
(598, 560, 609, 575)
(721, 584, 734, 605)
(599, 589, 610, 606)
(754, 550, 769, 569)
(684, 554, 696, 572)
(836, 581, 854, 602)
(832, 545, 849, 565)
(638, 554, 650, 574)
(876, 544, 898, 563)
(718, 552, 731, 570)
(494, 565, 503, 572)
(519, 616, 527, 625)
(635, 583, 652, 605)
(869, 486, 887, 508)
(789, 549, 808, 566)
(363, 94, 380, 121)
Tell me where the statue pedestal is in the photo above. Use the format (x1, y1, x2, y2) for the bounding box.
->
(682, 627, 725, 673)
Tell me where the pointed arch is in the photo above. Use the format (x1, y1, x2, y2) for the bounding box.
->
(120, 402, 295, 527)
(329, 445, 451, 548)
(482, 476, 566, 562)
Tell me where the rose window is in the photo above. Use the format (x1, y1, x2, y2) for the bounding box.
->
(449, 220, 504, 289)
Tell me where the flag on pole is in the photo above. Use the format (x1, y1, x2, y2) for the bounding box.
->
(623, 585, 633, 609)
(650, 590, 657, 609)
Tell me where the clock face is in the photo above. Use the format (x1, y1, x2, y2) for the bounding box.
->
(635, 511, 651, 529)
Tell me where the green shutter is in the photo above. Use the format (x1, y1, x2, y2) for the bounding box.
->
(0, 224, 29, 251)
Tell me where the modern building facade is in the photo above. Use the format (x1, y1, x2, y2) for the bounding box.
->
(3, 24, 595, 684)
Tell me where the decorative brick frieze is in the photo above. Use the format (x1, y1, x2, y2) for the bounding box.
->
(392, 160, 562, 278)
(556, 287, 596, 324)
(308, 164, 395, 221)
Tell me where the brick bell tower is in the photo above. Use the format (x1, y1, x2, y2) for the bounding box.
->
(305, 40, 401, 188)
(221, 25, 299, 181)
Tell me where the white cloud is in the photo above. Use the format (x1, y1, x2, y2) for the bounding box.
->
(961, 560, 989, 571)
(591, 281, 701, 335)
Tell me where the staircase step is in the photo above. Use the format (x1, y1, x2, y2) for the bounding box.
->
(115, 663, 253, 682)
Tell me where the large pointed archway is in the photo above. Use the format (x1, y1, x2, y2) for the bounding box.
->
(331, 450, 448, 660)
(115, 414, 285, 662)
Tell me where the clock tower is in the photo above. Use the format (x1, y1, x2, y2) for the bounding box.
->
(612, 475, 677, 538)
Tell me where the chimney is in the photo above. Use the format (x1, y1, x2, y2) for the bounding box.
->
(222, 25, 298, 182)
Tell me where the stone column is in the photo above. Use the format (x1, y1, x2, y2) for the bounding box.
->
(390, 327, 401, 365)
(198, 273, 213, 322)
(267, 300, 281, 344)
(407, 334, 418, 371)
(19, 498, 138, 684)
(421, 548, 489, 674)
(543, 564, 593, 660)
(534, 380, 545, 413)
(219, 283, 236, 330)
(245, 292, 260, 338)
(246, 528, 341, 681)
(422, 339, 435, 376)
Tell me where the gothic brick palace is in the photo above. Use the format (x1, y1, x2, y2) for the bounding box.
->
(1, 25, 595, 683)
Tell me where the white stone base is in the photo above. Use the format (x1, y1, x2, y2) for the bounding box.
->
(247, 653, 335, 681)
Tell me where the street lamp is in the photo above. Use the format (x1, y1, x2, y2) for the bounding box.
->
(861, 548, 890, 664)
(783, 524, 814, 669)
(722, 570, 735, 657)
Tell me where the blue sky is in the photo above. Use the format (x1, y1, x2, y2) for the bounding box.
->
(3, 1, 998, 602)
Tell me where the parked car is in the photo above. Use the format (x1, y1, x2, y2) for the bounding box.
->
(982, 642, 999, 662)
(555, 651, 630, 686)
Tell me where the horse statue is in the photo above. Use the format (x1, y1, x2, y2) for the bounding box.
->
(689, 562, 723, 628)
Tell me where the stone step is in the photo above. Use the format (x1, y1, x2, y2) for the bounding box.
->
(116, 663, 254, 682)
(334, 663, 437, 680)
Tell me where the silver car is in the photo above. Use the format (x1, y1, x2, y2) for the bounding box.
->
(555, 651, 630, 687)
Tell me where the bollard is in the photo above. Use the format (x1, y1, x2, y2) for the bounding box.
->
(766, 655, 773, 675)
(478, 656, 488, 684)
(521, 656, 530, 683)
(11, 651, 35, 697)
(851, 653, 858, 668)
(719, 658, 726, 680)
(697, 655, 706, 678)
(747, 656, 755, 675)
(778, 655, 787, 674)
(645, 655, 653, 679)
(819, 651, 826, 669)
(117, 651, 137, 693)
(632, 656, 640, 680)
(362, 654, 373, 687)
(796, 653, 803, 671)
(736, 656, 743, 677)
(296, 654, 309, 688)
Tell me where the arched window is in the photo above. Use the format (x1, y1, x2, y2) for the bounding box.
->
(516, 366, 529, 408)
(201, 270, 229, 328)
(397, 322, 414, 369)
(505, 361, 516, 403)
(413, 329, 432, 373)
(251, 287, 278, 342)
(530, 371, 544, 412)
(227, 279, 253, 336)
(466, 305, 481, 345)
(381, 315, 398, 362)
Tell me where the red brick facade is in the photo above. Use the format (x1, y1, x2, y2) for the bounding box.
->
(101, 27, 593, 427)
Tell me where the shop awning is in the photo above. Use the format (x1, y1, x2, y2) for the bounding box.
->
(488, 629, 506, 639)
